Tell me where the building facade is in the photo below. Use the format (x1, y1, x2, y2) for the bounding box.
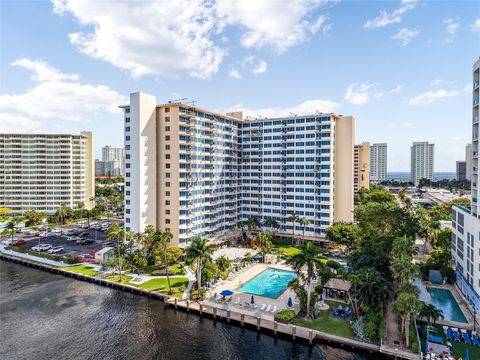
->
(410, 141, 434, 186)
(354, 142, 370, 192)
(95, 145, 124, 176)
(123, 92, 355, 246)
(456, 161, 467, 181)
(466, 143, 472, 181)
(0, 132, 94, 214)
(369, 143, 387, 183)
(451, 58, 480, 315)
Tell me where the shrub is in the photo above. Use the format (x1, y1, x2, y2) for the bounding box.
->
(326, 260, 341, 269)
(274, 309, 296, 322)
(272, 237, 292, 246)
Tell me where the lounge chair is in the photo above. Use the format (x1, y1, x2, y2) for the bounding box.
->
(452, 328, 461, 341)
(472, 331, 480, 346)
(342, 307, 352, 318)
(234, 297, 240, 305)
(427, 334, 443, 344)
(271, 305, 277, 313)
(265, 305, 271, 312)
(260, 304, 266, 311)
(446, 328, 454, 340)
(462, 330, 471, 344)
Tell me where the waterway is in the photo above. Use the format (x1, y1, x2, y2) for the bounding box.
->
(0, 261, 381, 360)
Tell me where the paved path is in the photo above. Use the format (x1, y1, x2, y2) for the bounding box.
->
(385, 304, 408, 351)
(0, 245, 70, 267)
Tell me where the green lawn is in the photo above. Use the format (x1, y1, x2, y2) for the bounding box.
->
(168, 264, 186, 275)
(273, 245, 301, 257)
(63, 265, 100, 277)
(291, 300, 354, 339)
(134, 277, 189, 297)
(417, 321, 480, 359)
(105, 274, 133, 283)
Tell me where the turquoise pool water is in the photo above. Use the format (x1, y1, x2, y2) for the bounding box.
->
(426, 287, 468, 323)
(238, 268, 297, 298)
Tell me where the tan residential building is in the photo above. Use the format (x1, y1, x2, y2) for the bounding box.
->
(354, 142, 370, 192)
(122, 92, 355, 246)
(0, 132, 94, 214)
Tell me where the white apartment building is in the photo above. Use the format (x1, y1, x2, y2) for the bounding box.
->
(95, 145, 124, 176)
(369, 143, 387, 183)
(354, 142, 370, 192)
(0, 132, 94, 214)
(122, 92, 355, 246)
(411, 141, 434, 186)
(451, 58, 480, 315)
(466, 143, 472, 181)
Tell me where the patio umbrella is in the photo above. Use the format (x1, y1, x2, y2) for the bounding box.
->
(235, 264, 238, 272)
(251, 295, 255, 304)
(220, 290, 234, 297)
(465, 348, 469, 360)
(287, 297, 293, 308)
(214, 276, 218, 284)
(319, 293, 323, 301)
(206, 281, 211, 289)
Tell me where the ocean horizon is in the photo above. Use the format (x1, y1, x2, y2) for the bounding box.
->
(387, 172, 456, 181)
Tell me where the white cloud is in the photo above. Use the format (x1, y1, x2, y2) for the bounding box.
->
(373, 91, 384, 98)
(408, 89, 459, 105)
(344, 83, 377, 105)
(227, 99, 340, 118)
(241, 55, 255, 68)
(472, 18, 480, 32)
(12, 58, 79, 82)
(464, 83, 472, 92)
(216, 0, 331, 53)
(52, 0, 224, 79)
(0, 57, 127, 121)
(228, 69, 242, 79)
(392, 28, 421, 46)
(252, 60, 268, 74)
(444, 18, 460, 42)
(388, 85, 403, 94)
(363, 1, 417, 29)
(0, 113, 42, 133)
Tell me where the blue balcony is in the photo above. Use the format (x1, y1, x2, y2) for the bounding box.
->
(474, 98, 480, 106)
(475, 80, 480, 89)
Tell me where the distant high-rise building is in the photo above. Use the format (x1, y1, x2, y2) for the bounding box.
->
(122, 92, 355, 246)
(466, 143, 472, 181)
(410, 141, 434, 186)
(369, 143, 387, 183)
(0, 132, 94, 214)
(456, 161, 467, 181)
(354, 142, 370, 192)
(95, 145, 125, 176)
(451, 58, 480, 315)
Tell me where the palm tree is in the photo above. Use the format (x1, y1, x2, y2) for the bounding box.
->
(392, 292, 420, 347)
(262, 217, 276, 234)
(215, 256, 231, 273)
(288, 241, 321, 317)
(254, 231, 272, 262)
(107, 222, 125, 281)
(289, 213, 299, 245)
(6, 217, 21, 242)
(55, 203, 70, 225)
(418, 303, 444, 328)
(186, 237, 214, 289)
(159, 229, 173, 294)
(299, 217, 309, 245)
(247, 217, 260, 232)
(392, 256, 418, 284)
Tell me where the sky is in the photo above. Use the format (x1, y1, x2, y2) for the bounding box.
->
(1, 0, 479, 171)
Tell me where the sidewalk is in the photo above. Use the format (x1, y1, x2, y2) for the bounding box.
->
(0, 245, 70, 267)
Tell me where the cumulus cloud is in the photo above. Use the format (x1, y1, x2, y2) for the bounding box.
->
(0, 113, 42, 133)
(0, 57, 127, 121)
(408, 89, 459, 105)
(12, 58, 79, 82)
(252, 60, 268, 74)
(363, 0, 417, 29)
(392, 28, 421, 46)
(444, 18, 460, 42)
(228, 69, 242, 79)
(344, 83, 377, 105)
(472, 18, 480, 32)
(227, 99, 340, 118)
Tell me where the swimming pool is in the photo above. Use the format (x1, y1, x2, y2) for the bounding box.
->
(426, 287, 468, 323)
(237, 268, 297, 298)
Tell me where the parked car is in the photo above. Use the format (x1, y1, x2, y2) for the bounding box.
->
(80, 232, 90, 238)
(80, 239, 94, 245)
(51, 228, 62, 234)
(39, 232, 48, 237)
(103, 241, 114, 246)
(32, 244, 52, 251)
(12, 239, 27, 246)
(47, 246, 64, 254)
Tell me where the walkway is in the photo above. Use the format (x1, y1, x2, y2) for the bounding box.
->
(384, 304, 408, 352)
(0, 245, 70, 267)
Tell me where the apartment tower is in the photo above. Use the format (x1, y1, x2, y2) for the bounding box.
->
(456, 161, 467, 181)
(354, 142, 370, 192)
(410, 141, 434, 186)
(370, 143, 387, 183)
(0, 132, 94, 214)
(466, 143, 472, 181)
(122, 92, 355, 246)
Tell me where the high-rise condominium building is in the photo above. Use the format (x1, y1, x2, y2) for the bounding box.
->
(466, 143, 472, 181)
(451, 58, 480, 315)
(456, 161, 467, 181)
(122, 92, 355, 246)
(0, 132, 94, 214)
(95, 145, 124, 176)
(410, 141, 434, 186)
(354, 142, 370, 192)
(369, 143, 387, 183)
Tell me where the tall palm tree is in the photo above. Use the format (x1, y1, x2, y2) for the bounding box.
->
(289, 213, 299, 245)
(159, 229, 173, 294)
(418, 303, 444, 328)
(186, 237, 214, 289)
(299, 217, 309, 245)
(55, 203, 70, 225)
(247, 217, 260, 232)
(392, 292, 420, 347)
(107, 222, 125, 282)
(392, 256, 418, 284)
(263, 217, 275, 233)
(6, 216, 21, 242)
(254, 231, 272, 262)
(288, 241, 321, 317)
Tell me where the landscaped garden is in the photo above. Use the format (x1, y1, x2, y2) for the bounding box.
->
(134, 277, 189, 297)
(63, 264, 100, 277)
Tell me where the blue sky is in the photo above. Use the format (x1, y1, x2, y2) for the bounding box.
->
(1, 0, 479, 171)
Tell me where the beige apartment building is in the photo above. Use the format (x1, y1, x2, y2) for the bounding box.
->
(123, 92, 355, 246)
(354, 142, 370, 192)
(0, 132, 94, 214)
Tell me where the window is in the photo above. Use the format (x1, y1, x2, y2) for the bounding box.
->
(126, 172, 130, 177)
(165, 145, 170, 150)
(165, 107, 170, 113)
(125, 135, 130, 141)
(126, 182, 130, 186)
(166, 191, 170, 196)
(126, 209, 130, 214)
(166, 209, 170, 215)
(165, 200, 170, 205)
(166, 182, 170, 187)
(166, 173, 170, 178)
(165, 126, 170, 131)
(165, 116, 170, 122)
(126, 191, 130, 195)
(165, 135, 170, 141)
(165, 219, 170, 224)
(126, 163, 130, 168)
(125, 126, 130, 132)
(126, 154, 130, 159)
(166, 154, 170, 159)
(166, 163, 170, 168)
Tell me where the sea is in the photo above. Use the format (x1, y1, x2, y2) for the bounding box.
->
(387, 172, 456, 181)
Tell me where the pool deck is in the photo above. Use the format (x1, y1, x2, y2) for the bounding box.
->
(425, 283, 474, 329)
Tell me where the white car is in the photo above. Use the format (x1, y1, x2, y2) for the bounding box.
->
(32, 244, 52, 251)
(39, 232, 48, 237)
(51, 228, 62, 233)
(47, 246, 63, 254)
